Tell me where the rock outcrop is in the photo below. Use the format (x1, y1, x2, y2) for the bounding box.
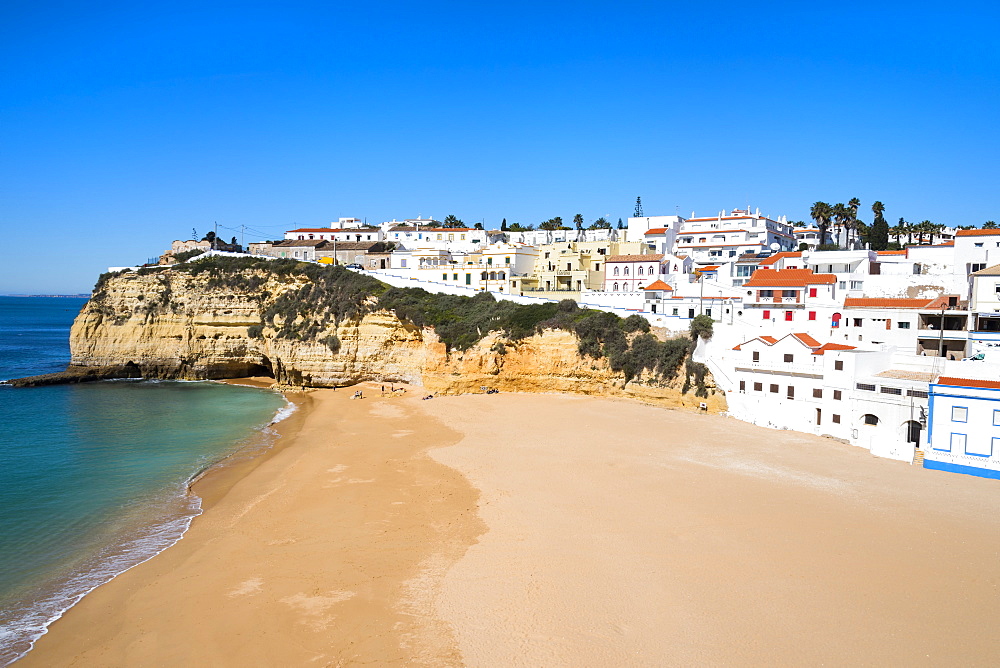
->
(16, 268, 727, 412)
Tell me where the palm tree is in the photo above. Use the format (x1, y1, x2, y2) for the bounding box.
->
(810, 202, 833, 246)
(832, 203, 851, 248)
(848, 197, 861, 247)
(889, 220, 906, 245)
(984, 221, 998, 229)
(916, 220, 933, 244)
(573, 213, 584, 230)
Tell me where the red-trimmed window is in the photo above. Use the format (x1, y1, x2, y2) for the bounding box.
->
(785, 311, 793, 321)
(762, 309, 770, 319)
(808, 311, 817, 320)
(809, 288, 818, 297)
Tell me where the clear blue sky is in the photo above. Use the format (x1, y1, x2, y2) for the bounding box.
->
(2, 1, 998, 293)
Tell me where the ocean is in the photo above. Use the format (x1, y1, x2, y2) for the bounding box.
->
(0, 296, 288, 665)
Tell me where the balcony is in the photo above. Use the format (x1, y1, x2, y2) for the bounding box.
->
(733, 361, 824, 378)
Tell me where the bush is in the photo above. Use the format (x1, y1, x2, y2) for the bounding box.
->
(173, 249, 207, 263)
(690, 314, 714, 341)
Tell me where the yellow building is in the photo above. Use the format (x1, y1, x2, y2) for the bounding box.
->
(520, 240, 648, 296)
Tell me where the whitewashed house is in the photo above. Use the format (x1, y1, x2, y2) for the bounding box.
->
(925, 376, 1000, 479)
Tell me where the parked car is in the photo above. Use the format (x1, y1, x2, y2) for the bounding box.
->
(345, 263, 364, 270)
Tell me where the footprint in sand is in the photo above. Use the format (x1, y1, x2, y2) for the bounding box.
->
(327, 465, 348, 473)
(228, 577, 264, 597)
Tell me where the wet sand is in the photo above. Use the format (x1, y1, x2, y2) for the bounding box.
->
(21, 389, 1000, 666)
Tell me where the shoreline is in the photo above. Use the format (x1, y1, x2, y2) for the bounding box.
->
(19, 382, 483, 666)
(2, 377, 297, 666)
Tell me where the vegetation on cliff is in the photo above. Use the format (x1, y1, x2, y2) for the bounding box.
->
(89, 256, 713, 393)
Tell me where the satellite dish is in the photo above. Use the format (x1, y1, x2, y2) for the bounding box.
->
(769, 242, 780, 251)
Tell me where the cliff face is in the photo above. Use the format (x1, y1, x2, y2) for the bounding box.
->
(64, 270, 726, 412)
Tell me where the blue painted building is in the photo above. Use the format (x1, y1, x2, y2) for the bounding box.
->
(925, 376, 1000, 480)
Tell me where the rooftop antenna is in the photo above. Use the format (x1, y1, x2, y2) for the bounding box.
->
(634, 196, 643, 218)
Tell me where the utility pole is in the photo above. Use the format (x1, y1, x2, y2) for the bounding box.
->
(699, 272, 704, 315)
(937, 304, 946, 358)
(240, 224, 245, 250)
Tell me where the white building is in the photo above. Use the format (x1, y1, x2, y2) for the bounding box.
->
(384, 226, 485, 252)
(604, 254, 665, 292)
(285, 227, 384, 242)
(925, 376, 1000, 479)
(740, 268, 840, 330)
(674, 208, 796, 265)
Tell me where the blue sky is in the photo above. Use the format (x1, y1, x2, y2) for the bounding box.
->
(2, 1, 998, 293)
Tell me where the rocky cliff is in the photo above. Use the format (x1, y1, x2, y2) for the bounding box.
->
(20, 263, 726, 412)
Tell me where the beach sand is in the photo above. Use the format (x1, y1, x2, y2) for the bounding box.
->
(21, 387, 1000, 666)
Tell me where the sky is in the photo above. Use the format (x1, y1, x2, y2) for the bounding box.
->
(2, 1, 998, 293)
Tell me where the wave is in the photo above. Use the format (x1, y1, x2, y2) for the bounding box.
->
(0, 390, 292, 666)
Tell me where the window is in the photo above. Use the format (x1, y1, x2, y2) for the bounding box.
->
(994, 409, 1000, 427)
(835, 361, 844, 371)
(760, 290, 773, 298)
(752, 351, 760, 362)
(614, 267, 619, 276)
(638, 266, 644, 276)
(832, 414, 841, 424)
(971, 263, 987, 273)
(809, 288, 818, 298)
(813, 389, 823, 398)
(864, 414, 879, 425)
(672, 308, 678, 316)
(688, 309, 695, 318)
(833, 390, 842, 400)
(856, 383, 876, 391)
(880, 387, 902, 395)
(850, 281, 863, 290)
(705, 309, 712, 317)
(465, 274, 471, 285)
(808, 311, 816, 321)
(624, 267, 630, 275)
(613, 283, 619, 291)
(898, 322, 910, 329)
(784, 354, 794, 363)
(838, 281, 847, 289)
(753, 382, 763, 392)
(785, 311, 793, 321)
(906, 389, 927, 398)
(739, 381, 746, 392)
(952, 406, 968, 422)
(974, 243, 984, 248)
(770, 384, 779, 393)
(762, 310, 771, 319)
(781, 290, 795, 298)
(853, 318, 863, 327)
(787, 386, 795, 399)
(453, 273, 459, 281)
(442, 273, 448, 281)
(505, 257, 510, 264)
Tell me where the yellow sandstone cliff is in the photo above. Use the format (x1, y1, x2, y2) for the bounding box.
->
(66, 270, 726, 412)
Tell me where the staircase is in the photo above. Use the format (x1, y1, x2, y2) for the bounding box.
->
(912, 449, 925, 467)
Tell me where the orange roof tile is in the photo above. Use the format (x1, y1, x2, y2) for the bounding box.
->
(759, 251, 802, 266)
(956, 229, 1000, 237)
(791, 332, 821, 348)
(760, 335, 778, 344)
(642, 280, 673, 291)
(644, 228, 670, 235)
(732, 334, 779, 350)
(607, 254, 664, 262)
(877, 250, 908, 255)
(812, 343, 858, 355)
(844, 297, 937, 309)
(743, 268, 836, 287)
(937, 376, 1000, 389)
(698, 265, 720, 271)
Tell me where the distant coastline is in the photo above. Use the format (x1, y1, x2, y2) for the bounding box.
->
(0, 294, 91, 298)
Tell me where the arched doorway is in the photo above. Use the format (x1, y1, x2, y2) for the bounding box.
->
(832, 312, 842, 328)
(903, 420, 922, 448)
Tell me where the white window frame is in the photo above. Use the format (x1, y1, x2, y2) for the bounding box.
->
(952, 406, 968, 423)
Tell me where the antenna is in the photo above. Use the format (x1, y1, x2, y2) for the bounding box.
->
(634, 196, 643, 218)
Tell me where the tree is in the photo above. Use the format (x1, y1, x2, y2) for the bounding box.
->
(501, 218, 508, 231)
(539, 216, 563, 230)
(442, 214, 463, 228)
(202, 231, 216, 242)
(474, 222, 484, 230)
(810, 202, 833, 246)
(869, 201, 889, 251)
(573, 213, 584, 229)
(191, 228, 198, 240)
(916, 220, 933, 245)
(798, 242, 809, 251)
(832, 203, 850, 248)
(230, 236, 238, 246)
(848, 197, 861, 247)
(590, 217, 611, 229)
(617, 218, 624, 229)
(984, 221, 998, 229)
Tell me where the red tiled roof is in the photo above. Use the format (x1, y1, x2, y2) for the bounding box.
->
(843, 296, 957, 309)
(286, 227, 340, 233)
(698, 265, 720, 271)
(956, 229, 1000, 237)
(760, 335, 778, 344)
(732, 335, 779, 350)
(642, 280, 673, 291)
(812, 343, 858, 355)
(607, 254, 664, 262)
(644, 228, 670, 235)
(937, 376, 1000, 389)
(760, 251, 802, 266)
(791, 332, 821, 348)
(743, 268, 837, 287)
(877, 250, 908, 256)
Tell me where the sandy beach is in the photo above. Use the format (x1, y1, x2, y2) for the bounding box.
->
(21, 386, 1000, 666)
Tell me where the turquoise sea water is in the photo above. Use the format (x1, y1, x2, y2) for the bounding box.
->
(0, 296, 287, 665)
